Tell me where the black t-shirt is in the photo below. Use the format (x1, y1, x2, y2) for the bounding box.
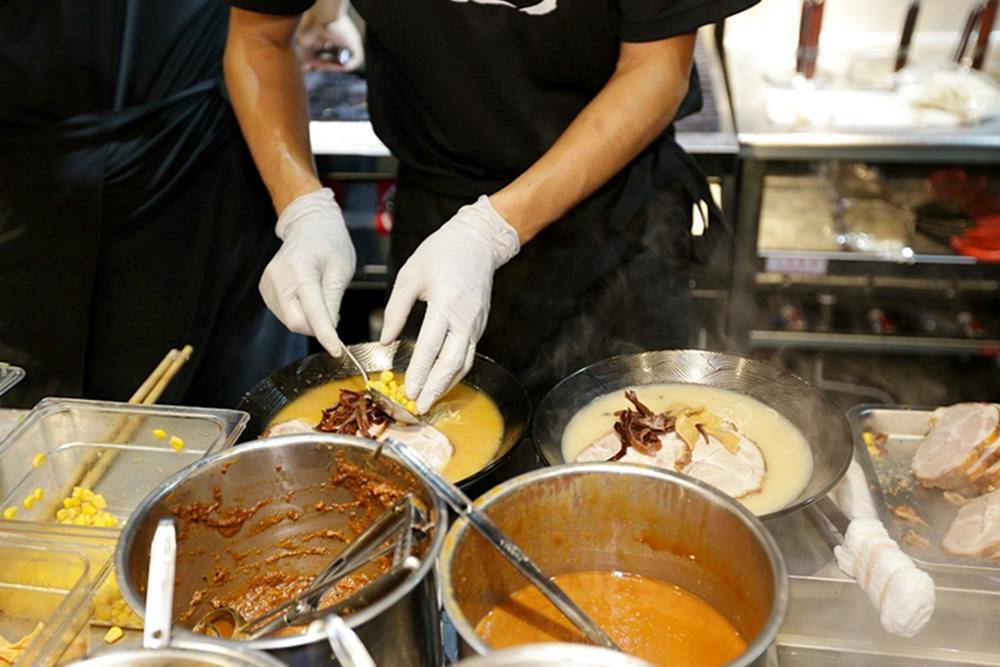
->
(232, 0, 757, 197)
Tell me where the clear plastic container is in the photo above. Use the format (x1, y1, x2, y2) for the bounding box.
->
(0, 399, 247, 528)
(0, 364, 25, 398)
(0, 525, 117, 666)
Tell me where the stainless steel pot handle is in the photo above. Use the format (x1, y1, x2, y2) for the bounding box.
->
(314, 615, 376, 667)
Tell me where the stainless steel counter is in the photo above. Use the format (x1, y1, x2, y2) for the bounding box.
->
(724, 0, 1000, 162)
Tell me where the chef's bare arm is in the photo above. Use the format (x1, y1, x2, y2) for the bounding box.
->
(490, 34, 697, 244)
(224, 8, 322, 213)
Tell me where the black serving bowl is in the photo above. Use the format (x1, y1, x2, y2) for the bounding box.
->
(237, 341, 531, 490)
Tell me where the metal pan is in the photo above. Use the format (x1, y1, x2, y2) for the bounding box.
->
(848, 404, 1000, 578)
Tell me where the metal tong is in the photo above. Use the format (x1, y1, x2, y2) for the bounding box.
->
(373, 437, 621, 652)
(194, 494, 428, 640)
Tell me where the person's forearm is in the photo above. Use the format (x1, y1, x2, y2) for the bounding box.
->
(490, 33, 697, 244)
(224, 8, 321, 214)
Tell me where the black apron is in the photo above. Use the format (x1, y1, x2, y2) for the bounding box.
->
(390, 133, 725, 404)
(0, 1, 305, 408)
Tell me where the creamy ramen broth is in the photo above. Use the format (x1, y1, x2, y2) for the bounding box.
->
(476, 570, 746, 667)
(271, 375, 504, 482)
(562, 384, 813, 515)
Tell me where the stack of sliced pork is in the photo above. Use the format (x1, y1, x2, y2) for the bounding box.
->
(576, 391, 766, 500)
(262, 389, 454, 473)
(911, 402, 1000, 559)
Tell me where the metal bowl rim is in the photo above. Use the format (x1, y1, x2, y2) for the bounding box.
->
(439, 461, 789, 665)
(69, 637, 286, 667)
(530, 348, 853, 520)
(454, 642, 655, 667)
(237, 342, 533, 488)
(115, 433, 448, 651)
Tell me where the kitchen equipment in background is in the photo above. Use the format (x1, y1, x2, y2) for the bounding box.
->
(237, 342, 530, 490)
(439, 464, 787, 665)
(815, 293, 837, 333)
(866, 308, 898, 335)
(116, 434, 447, 667)
(955, 4, 985, 65)
(894, 1, 921, 72)
(796, 0, 826, 81)
(532, 350, 854, 521)
(972, 0, 999, 70)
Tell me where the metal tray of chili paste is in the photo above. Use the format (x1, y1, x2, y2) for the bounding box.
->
(848, 404, 1000, 580)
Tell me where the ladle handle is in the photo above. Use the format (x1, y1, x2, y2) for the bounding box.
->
(143, 519, 176, 650)
(317, 615, 376, 667)
(382, 438, 621, 652)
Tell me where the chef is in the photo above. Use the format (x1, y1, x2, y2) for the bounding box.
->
(225, 0, 758, 408)
(0, 2, 357, 407)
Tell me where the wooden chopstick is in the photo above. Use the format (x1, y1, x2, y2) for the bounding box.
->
(43, 346, 194, 519)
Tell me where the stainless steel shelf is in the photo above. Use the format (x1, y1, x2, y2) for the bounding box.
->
(759, 248, 979, 266)
(750, 330, 1000, 356)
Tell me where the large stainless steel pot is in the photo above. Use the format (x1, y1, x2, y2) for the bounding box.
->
(454, 644, 654, 666)
(441, 464, 788, 667)
(115, 434, 447, 667)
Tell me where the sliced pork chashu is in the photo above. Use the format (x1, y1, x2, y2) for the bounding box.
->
(263, 409, 455, 473)
(262, 418, 316, 438)
(575, 431, 689, 469)
(380, 422, 454, 473)
(576, 428, 765, 500)
(942, 487, 1000, 560)
(911, 403, 1000, 490)
(684, 430, 766, 499)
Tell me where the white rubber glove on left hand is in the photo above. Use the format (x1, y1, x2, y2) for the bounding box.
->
(380, 195, 520, 413)
(260, 188, 356, 357)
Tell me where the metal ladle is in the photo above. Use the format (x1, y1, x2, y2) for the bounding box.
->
(374, 437, 622, 651)
(342, 346, 421, 425)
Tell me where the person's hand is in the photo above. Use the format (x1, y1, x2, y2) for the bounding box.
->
(260, 188, 356, 357)
(298, 15, 364, 73)
(380, 196, 520, 413)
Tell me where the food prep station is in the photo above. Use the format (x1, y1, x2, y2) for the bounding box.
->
(3, 0, 1000, 665)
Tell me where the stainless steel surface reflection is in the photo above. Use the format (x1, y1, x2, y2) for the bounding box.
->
(115, 434, 447, 667)
(440, 464, 788, 666)
(67, 639, 283, 667)
(532, 349, 853, 520)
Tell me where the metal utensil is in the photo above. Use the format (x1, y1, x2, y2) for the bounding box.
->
(955, 4, 984, 64)
(194, 495, 426, 640)
(311, 615, 376, 667)
(342, 346, 420, 425)
(374, 437, 621, 652)
(143, 518, 177, 650)
(972, 0, 998, 69)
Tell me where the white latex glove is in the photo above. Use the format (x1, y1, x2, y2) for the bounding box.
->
(380, 195, 520, 413)
(260, 188, 356, 357)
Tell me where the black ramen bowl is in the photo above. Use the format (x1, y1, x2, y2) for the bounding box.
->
(237, 341, 531, 489)
(532, 349, 853, 520)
